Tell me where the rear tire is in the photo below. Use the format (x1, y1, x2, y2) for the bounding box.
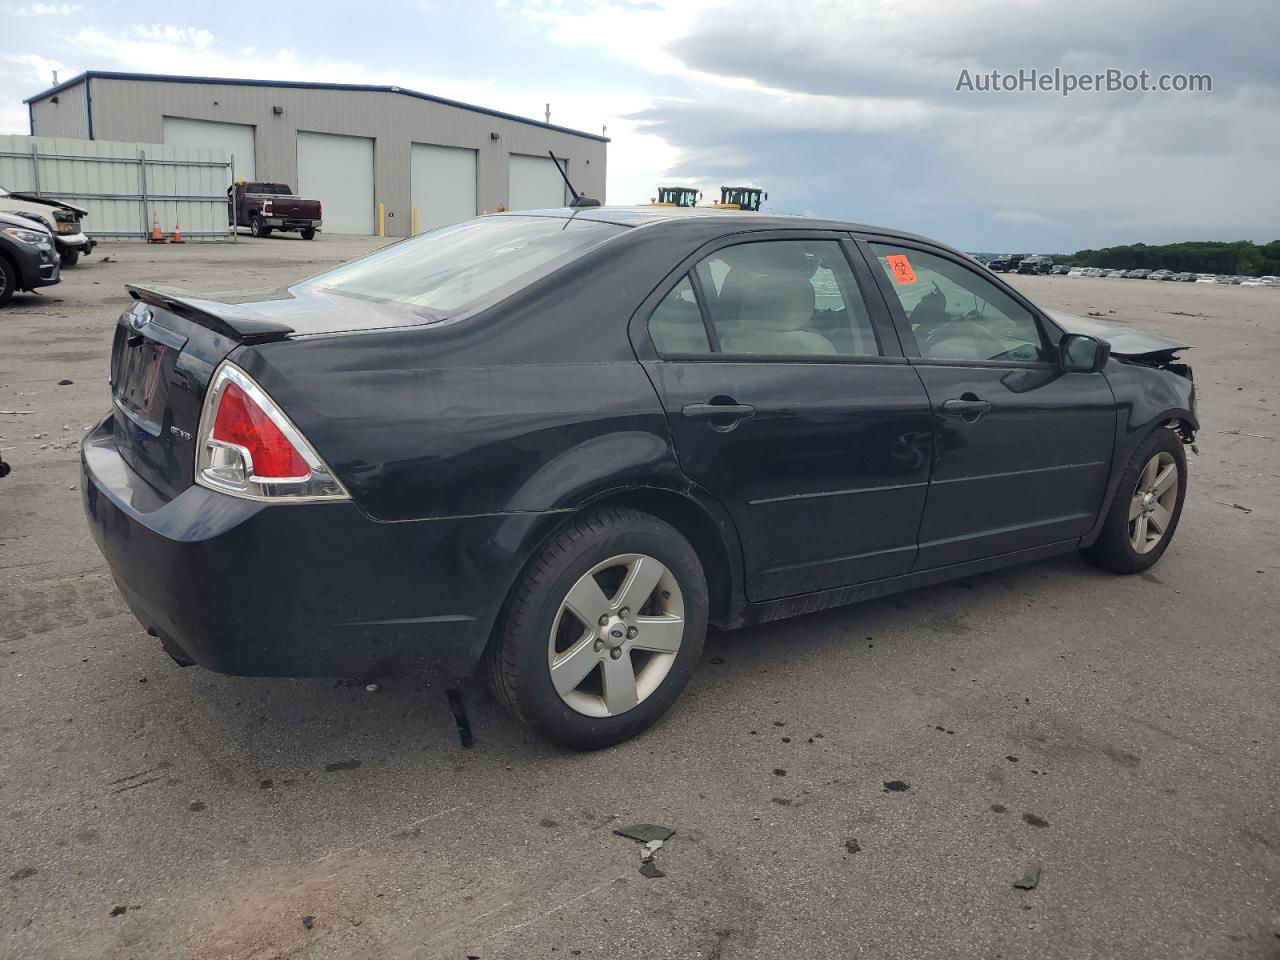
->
(301, 228, 316, 240)
(251, 216, 271, 238)
(487, 508, 707, 750)
(0, 255, 16, 306)
(1082, 427, 1187, 574)
(60, 249, 79, 268)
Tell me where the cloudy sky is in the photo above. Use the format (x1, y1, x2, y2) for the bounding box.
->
(1, 0, 1276, 251)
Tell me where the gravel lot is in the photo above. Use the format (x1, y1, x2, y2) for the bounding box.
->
(2, 236, 1278, 960)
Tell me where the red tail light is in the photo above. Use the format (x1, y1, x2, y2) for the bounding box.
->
(195, 363, 348, 502)
(211, 381, 309, 479)
(262, 200, 273, 215)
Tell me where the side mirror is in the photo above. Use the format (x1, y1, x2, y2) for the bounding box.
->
(1060, 333, 1110, 372)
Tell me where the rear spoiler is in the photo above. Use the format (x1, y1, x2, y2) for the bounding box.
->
(126, 285, 294, 344)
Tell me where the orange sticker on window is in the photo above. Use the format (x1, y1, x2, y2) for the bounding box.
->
(886, 254, 917, 285)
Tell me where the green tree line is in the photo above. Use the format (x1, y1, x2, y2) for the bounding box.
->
(1051, 240, 1280, 275)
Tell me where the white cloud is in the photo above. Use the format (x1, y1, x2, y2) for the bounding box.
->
(11, 2, 82, 14)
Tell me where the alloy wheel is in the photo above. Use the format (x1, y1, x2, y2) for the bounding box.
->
(1129, 451, 1178, 554)
(547, 554, 685, 718)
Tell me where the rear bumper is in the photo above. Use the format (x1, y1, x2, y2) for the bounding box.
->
(80, 416, 546, 679)
(263, 218, 321, 231)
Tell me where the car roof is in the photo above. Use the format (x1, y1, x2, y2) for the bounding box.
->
(495, 205, 936, 244)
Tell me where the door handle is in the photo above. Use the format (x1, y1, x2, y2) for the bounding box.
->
(941, 397, 992, 420)
(681, 400, 756, 430)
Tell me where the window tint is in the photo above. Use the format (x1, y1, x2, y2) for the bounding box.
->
(870, 244, 1048, 363)
(691, 240, 880, 357)
(648, 275, 711, 354)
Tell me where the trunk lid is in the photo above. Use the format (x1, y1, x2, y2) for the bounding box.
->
(109, 287, 293, 499)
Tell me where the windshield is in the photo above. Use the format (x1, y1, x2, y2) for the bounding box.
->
(300, 215, 625, 315)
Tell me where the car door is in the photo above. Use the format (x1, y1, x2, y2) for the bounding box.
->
(633, 232, 934, 602)
(858, 237, 1117, 570)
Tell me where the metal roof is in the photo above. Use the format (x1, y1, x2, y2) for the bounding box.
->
(24, 71, 610, 143)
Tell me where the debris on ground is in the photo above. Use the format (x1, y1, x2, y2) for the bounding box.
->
(1013, 862, 1042, 890)
(1214, 500, 1253, 513)
(1022, 812, 1051, 828)
(845, 839, 861, 854)
(365, 683, 379, 692)
(614, 824, 675, 878)
(446, 688, 474, 748)
(109, 906, 128, 917)
(612, 823, 674, 843)
(302, 915, 316, 929)
(882, 780, 910, 792)
(57, 379, 74, 386)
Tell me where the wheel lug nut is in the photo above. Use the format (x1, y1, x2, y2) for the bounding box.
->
(619, 608, 630, 619)
(627, 627, 638, 639)
(610, 648, 623, 660)
(599, 615, 609, 626)
(594, 639, 603, 651)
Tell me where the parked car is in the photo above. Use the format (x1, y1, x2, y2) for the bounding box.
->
(1082, 267, 1105, 278)
(228, 181, 323, 239)
(1172, 272, 1196, 282)
(80, 207, 1198, 748)
(1067, 267, 1086, 277)
(988, 254, 1028, 273)
(1126, 269, 1151, 279)
(1051, 264, 1071, 275)
(1195, 274, 1216, 284)
(0, 185, 95, 267)
(1017, 255, 1054, 275)
(1240, 277, 1266, 286)
(1149, 270, 1174, 281)
(0, 210, 61, 305)
(1105, 269, 1127, 278)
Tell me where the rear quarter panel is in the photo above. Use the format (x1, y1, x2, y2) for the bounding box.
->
(231, 224, 719, 522)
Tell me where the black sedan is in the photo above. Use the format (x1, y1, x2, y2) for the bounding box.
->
(82, 208, 1197, 749)
(0, 210, 61, 305)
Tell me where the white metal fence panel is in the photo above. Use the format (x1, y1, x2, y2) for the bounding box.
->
(0, 134, 236, 241)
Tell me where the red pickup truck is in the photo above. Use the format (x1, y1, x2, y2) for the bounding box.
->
(228, 182, 322, 239)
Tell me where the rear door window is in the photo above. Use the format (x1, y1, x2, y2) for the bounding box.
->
(649, 239, 881, 358)
(648, 275, 711, 354)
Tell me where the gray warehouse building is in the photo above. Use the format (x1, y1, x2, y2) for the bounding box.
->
(24, 71, 608, 237)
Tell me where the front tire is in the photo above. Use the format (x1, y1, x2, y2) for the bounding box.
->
(60, 249, 80, 268)
(0, 255, 15, 306)
(1082, 427, 1187, 574)
(487, 508, 707, 750)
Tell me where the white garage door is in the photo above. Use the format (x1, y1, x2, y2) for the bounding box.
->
(509, 154, 567, 211)
(297, 131, 375, 235)
(162, 117, 255, 182)
(411, 144, 477, 233)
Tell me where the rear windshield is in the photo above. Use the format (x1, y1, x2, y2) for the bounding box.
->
(300, 215, 625, 315)
(248, 183, 292, 195)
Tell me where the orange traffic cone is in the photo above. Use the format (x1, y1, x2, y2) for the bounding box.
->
(170, 222, 185, 244)
(148, 213, 165, 244)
